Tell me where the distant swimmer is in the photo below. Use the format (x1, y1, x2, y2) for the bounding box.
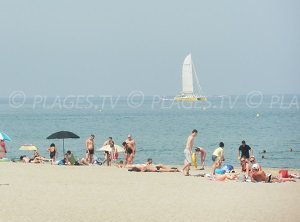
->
(289, 148, 293, 152)
(260, 150, 267, 154)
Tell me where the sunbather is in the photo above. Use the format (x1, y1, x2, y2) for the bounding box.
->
(251, 169, 296, 183)
(20, 155, 42, 163)
(127, 158, 179, 172)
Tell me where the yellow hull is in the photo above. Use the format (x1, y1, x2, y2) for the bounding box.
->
(174, 96, 207, 101)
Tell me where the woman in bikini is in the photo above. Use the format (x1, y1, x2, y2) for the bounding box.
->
(48, 143, 57, 164)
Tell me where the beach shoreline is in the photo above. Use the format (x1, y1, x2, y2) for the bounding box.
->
(1, 162, 300, 222)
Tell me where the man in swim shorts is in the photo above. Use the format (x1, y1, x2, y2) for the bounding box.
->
(126, 134, 136, 164)
(182, 129, 198, 176)
(86, 134, 95, 163)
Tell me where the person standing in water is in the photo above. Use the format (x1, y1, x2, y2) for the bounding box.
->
(85, 134, 95, 163)
(126, 134, 136, 164)
(182, 129, 198, 176)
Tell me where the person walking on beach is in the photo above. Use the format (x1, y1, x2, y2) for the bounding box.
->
(86, 134, 95, 164)
(238, 140, 253, 160)
(126, 134, 136, 163)
(212, 142, 225, 175)
(182, 129, 198, 176)
(0, 140, 7, 158)
(48, 143, 57, 164)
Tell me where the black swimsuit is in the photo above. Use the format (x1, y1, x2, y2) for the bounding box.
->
(126, 147, 133, 155)
(50, 151, 56, 159)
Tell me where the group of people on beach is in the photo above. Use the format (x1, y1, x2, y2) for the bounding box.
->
(6, 128, 298, 183)
(182, 129, 298, 182)
(84, 134, 136, 166)
(26, 134, 137, 166)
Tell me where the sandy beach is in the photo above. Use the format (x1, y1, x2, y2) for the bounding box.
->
(0, 163, 299, 222)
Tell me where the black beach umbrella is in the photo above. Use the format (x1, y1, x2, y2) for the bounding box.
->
(46, 131, 80, 155)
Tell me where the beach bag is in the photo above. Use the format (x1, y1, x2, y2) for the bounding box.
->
(279, 169, 288, 178)
(222, 164, 234, 173)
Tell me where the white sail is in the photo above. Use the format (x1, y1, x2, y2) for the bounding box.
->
(174, 54, 207, 101)
(182, 54, 194, 96)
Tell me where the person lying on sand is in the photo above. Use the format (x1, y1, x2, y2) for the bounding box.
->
(145, 158, 179, 172)
(127, 158, 179, 172)
(251, 169, 296, 183)
(20, 155, 44, 164)
(213, 173, 239, 181)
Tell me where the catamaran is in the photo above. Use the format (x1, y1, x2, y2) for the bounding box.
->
(174, 54, 207, 101)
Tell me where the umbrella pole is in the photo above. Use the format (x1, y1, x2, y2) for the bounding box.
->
(63, 139, 65, 156)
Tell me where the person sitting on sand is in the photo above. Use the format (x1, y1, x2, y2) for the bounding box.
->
(47, 143, 57, 164)
(251, 169, 296, 183)
(116, 160, 124, 168)
(249, 156, 262, 172)
(64, 151, 89, 166)
(195, 147, 206, 170)
(31, 151, 48, 163)
(240, 156, 250, 176)
(212, 142, 225, 175)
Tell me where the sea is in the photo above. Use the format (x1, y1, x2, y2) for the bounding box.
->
(1, 94, 299, 169)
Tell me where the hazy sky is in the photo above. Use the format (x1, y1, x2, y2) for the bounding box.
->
(1, 0, 299, 96)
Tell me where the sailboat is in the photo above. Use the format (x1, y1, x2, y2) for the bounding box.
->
(174, 54, 207, 101)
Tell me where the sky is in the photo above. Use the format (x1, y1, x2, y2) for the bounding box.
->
(0, 0, 299, 97)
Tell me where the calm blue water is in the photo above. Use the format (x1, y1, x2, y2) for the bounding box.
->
(0, 95, 299, 168)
